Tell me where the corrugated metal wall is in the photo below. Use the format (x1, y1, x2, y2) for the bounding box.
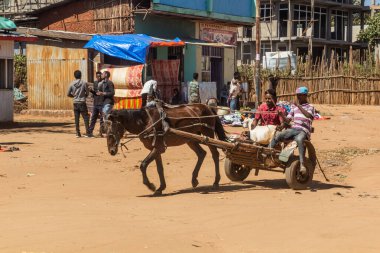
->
(0, 40, 14, 58)
(27, 43, 88, 110)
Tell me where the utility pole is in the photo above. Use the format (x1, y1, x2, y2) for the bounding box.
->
(255, 0, 261, 109)
(308, 0, 314, 72)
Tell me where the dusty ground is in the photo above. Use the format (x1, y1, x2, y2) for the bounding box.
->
(0, 105, 380, 253)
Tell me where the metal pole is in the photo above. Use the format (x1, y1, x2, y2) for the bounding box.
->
(288, 0, 292, 52)
(309, 0, 314, 70)
(255, 0, 261, 109)
(269, 0, 273, 52)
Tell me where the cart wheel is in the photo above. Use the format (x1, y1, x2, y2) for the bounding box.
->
(285, 156, 315, 190)
(224, 158, 251, 182)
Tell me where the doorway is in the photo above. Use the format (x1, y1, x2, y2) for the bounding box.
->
(211, 57, 223, 99)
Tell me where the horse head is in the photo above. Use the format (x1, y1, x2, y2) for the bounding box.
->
(105, 111, 126, 156)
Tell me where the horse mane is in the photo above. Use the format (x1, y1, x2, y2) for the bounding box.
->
(113, 109, 144, 121)
(111, 109, 147, 133)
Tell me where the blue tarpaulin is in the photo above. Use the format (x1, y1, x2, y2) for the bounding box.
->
(84, 34, 183, 63)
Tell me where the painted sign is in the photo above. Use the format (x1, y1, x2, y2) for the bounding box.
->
(200, 23, 238, 45)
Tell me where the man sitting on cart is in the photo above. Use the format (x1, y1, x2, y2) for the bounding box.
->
(269, 86, 315, 175)
(251, 88, 285, 130)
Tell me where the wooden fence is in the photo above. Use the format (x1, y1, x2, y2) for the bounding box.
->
(241, 48, 380, 105)
(263, 76, 380, 105)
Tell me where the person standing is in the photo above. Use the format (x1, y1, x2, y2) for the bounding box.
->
(97, 71, 115, 120)
(141, 79, 159, 107)
(228, 72, 241, 111)
(188, 73, 200, 103)
(67, 70, 90, 138)
(88, 71, 104, 137)
(170, 88, 181, 105)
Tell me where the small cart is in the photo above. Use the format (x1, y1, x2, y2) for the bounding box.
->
(169, 128, 317, 190)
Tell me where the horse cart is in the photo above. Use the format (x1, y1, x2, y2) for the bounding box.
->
(168, 128, 318, 190)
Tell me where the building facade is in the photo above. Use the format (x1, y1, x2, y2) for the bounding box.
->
(21, 0, 255, 110)
(237, 0, 367, 65)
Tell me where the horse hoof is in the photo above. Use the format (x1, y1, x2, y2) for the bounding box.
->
(192, 179, 199, 188)
(153, 190, 162, 196)
(212, 183, 219, 189)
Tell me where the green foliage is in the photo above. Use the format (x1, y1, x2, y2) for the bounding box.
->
(14, 54, 27, 88)
(358, 13, 380, 48)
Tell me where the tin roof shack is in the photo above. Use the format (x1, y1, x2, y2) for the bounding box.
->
(18, 28, 96, 114)
(0, 19, 36, 122)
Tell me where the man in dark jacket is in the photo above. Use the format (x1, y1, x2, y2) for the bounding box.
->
(88, 71, 104, 137)
(97, 71, 115, 120)
(67, 70, 90, 138)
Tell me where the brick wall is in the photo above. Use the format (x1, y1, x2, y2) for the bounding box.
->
(38, 1, 96, 33)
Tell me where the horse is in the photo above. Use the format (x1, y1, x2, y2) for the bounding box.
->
(105, 103, 227, 196)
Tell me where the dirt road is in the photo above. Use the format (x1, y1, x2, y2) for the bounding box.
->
(1, 105, 379, 253)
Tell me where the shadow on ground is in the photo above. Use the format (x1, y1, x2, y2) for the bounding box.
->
(243, 179, 353, 191)
(0, 122, 73, 134)
(0, 142, 33, 145)
(138, 179, 354, 197)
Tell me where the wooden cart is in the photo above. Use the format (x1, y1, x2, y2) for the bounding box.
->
(168, 128, 317, 190)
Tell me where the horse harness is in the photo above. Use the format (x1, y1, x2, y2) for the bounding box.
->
(118, 102, 218, 151)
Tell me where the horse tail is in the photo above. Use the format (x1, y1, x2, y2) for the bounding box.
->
(210, 107, 227, 141)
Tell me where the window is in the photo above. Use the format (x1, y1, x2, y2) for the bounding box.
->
(261, 4, 272, 22)
(202, 46, 223, 58)
(313, 7, 327, 39)
(293, 5, 327, 39)
(168, 46, 182, 59)
(0, 59, 14, 89)
(293, 4, 311, 37)
(242, 43, 251, 64)
(243, 26, 252, 38)
(331, 10, 349, 41)
(201, 56, 211, 82)
(261, 43, 272, 59)
(279, 4, 288, 37)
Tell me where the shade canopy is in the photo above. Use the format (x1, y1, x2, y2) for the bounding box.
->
(0, 17, 17, 31)
(84, 34, 184, 63)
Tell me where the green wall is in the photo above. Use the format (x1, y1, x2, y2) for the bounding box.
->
(184, 44, 197, 82)
(135, 14, 196, 39)
(157, 47, 168, 60)
(135, 14, 197, 83)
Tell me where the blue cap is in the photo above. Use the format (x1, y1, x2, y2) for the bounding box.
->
(296, 86, 308, 94)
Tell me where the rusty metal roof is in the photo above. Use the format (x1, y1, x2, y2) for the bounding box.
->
(17, 27, 93, 41)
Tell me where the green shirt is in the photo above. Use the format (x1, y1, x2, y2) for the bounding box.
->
(188, 80, 200, 103)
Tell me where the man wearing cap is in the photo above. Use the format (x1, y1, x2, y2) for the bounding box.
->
(269, 86, 315, 175)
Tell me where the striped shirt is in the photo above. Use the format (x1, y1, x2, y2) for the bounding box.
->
(287, 103, 315, 138)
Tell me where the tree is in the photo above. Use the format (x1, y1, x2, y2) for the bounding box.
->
(14, 54, 27, 88)
(358, 12, 380, 49)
